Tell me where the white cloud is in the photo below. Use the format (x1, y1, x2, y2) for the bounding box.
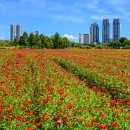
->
(63, 34, 78, 41)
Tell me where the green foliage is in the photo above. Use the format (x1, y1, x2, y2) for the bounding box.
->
(74, 43, 84, 48)
(28, 33, 35, 48)
(1, 33, 130, 49)
(95, 45, 103, 49)
(10, 39, 18, 47)
(124, 39, 130, 46)
(86, 45, 91, 49)
(109, 41, 121, 49)
(0, 40, 10, 47)
(34, 33, 42, 48)
(40, 34, 46, 48)
(16, 32, 71, 49)
(18, 32, 28, 47)
(108, 37, 130, 49)
(70, 42, 75, 47)
(61, 37, 70, 48)
(122, 46, 130, 49)
(89, 43, 96, 47)
(52, 32, 62, 49)
(44, 36, 54, 49)
(119, 37, 127, 44)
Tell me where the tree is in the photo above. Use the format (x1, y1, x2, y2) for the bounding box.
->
(18, 32, 29, 47)
(40, 34, 46, 48)
(18, 36, 24, 46)
(52, 32, 62, 49)
(119, 37, 128, 47)
(124, 39, 130, 46)
(61, 37, 70, 48)
(44, 37, 54, 48)
(29, 33, 35, 48)
(34, 33, 42, 48)
(70, 42, 76, 47)
(110, 41, 121, 49)
(119, 37, 127, 43)
(14, 39, 18, 47)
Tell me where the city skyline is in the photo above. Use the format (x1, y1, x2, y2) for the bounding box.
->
(0, 0, 130, 41)
(81, 19, 120, 44)
(9, 19, 120, 44)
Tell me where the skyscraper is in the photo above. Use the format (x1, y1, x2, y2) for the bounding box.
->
(90, 23, 99, 44)
(102, 19, 110, 43)
(16, 24, 22, 40)
(10, 24, 16, 41)
(113, 19, 120, 41)
(83, 34, 90, 44)
(79, 33, 82, 43)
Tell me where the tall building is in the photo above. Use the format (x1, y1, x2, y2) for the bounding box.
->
(79, 33, 82, 43)
(10, 24, 16, 41)
(16, 24, 22, 40)
(90, 23, 99, 43)
(113, 19, 120, 41)
(102, 19, 110, 43)
(83, 34, 90, 44)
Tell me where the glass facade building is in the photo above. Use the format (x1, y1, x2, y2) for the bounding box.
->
(90, 23, 99, 44)
(102, 19, 110, 43)
(113, 19, 120, 41)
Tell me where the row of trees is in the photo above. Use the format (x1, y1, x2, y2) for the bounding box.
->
(11, 32, 71, 49)
(1, 34, 130, 49)
(108, 37, 130, 49)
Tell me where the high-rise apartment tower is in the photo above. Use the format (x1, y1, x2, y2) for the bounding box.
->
(113, 19, 120, 41)
(102, 19, 110, 43)
(10, 24, 16, 41)
(90, 23, 99, 44)
(83, 34, 90, 44)
(79, 33, 82, 43)
(16, 24, 22, 40)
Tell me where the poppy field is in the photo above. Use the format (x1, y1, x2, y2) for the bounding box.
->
(0, 49, 130, 130)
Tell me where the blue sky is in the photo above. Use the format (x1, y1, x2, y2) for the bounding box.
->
(0, 0, 130, 42)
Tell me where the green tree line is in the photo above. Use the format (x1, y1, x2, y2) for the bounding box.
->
(1, 34, 130, 49)
(108, 37, 130, 49)
(17, 32, 71, 49)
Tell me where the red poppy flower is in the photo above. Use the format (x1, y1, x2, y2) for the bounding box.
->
(98, 124, 108, 129)
(0, 116, 4, 121)
(111, 121, 118, 127)
(92, 118, 98, 123)
(56, 119, 62, 125)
